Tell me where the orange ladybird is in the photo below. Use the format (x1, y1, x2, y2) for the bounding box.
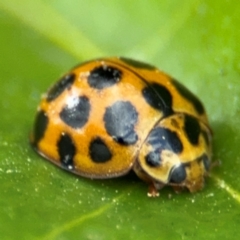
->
(30, 57, 212, 197)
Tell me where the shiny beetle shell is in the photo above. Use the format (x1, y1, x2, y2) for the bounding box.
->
(30, 57, 212, 196)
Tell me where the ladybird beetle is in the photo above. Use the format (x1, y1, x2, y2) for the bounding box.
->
(30, 57, 212, 197)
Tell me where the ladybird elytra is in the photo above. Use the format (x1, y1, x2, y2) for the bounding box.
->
(30, 57, 212, 196)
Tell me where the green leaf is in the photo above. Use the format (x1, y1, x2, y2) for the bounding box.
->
(0, 0, 239, 239)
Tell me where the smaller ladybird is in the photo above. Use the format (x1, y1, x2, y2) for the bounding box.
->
(30, 57, 213, 197)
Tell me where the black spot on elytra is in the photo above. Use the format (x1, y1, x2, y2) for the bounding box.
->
(169, 164, 186, 183)
(47, 73, 75, 102)
(171, 79, 205, 115)
(119, 57, 156, 70)
(32, 110, 49, 146)
(147, 127, 183, 154)
(104, 101, 138, 145)
(142, 83, 173, 116)
(60, 96, 90, 129)
(88, 65, 122, 89)
(184, 115, 201, 145)
(145, 151, 162, 167)
(57, 133, 76, 170)
(89, 137, 112, 163)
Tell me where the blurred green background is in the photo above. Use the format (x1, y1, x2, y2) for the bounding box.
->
(0, 0, 240, 239)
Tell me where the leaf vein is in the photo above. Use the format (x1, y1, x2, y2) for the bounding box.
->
(212, 174, 240, 203)
(0, 0, 104, 59)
